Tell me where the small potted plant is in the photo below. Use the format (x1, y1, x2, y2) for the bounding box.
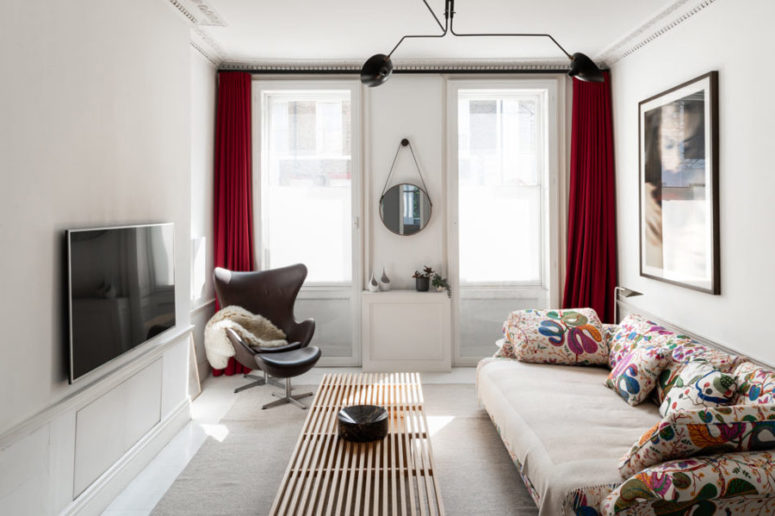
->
(431, 272, 450, 297)
(412, 266, 434, 292)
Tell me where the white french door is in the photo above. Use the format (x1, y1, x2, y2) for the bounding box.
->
(253, 81, 362, 366)
(447, 79, 563, 365)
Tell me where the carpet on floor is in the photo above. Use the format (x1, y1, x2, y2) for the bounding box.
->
(152, 382, 537, 515)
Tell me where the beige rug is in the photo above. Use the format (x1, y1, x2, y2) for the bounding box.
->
(152, 383, 537, 515)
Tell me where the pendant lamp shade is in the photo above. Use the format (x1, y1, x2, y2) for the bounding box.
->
(568, 52, 605, 83)
(361, 54, 394, 87)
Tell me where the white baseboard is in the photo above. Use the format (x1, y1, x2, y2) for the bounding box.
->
(61, 398, 191, 516)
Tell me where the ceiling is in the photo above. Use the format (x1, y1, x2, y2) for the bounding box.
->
(177, 0, 686, 67)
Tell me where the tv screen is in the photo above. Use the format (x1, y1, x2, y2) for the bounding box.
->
(66, 223, 176, 382)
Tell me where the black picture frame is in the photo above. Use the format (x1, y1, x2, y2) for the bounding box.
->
(638, 71, 720, 294)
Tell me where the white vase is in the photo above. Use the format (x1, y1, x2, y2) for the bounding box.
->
(367, 272, 380, 292)
(379, 267, 391, 291)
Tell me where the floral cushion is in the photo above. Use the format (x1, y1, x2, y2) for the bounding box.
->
(654, 341, 740, 405)
(658, 361, 737, 417)
(670, 342, 740, 372)
(603, 323, 619, 345)
(603, 450, 775, 515)
(608, 314, 678, 370)
(500, 308, 608, 365)
(734, 361, 775, 405)
(618, 404, 775, 478)
(564, 484, 618, 516)
(655, 364, 686, 406)
(605, 346, 669, 406)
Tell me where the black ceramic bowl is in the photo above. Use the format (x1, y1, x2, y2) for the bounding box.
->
(337, 405, 388, 443)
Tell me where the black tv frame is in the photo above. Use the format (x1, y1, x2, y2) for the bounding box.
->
(65, 222, 176, 384)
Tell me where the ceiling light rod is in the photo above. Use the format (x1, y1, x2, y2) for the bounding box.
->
(447, 6, 573, 61)
(361, 0, 604, 87)
(386, 0, 449, 58)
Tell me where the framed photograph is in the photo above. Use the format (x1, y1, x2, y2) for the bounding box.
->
(639, 71, 719, 294)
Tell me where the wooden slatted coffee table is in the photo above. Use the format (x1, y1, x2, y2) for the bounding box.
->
(270, 372, 445, 516)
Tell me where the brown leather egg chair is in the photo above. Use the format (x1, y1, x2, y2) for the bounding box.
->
(213, 264, 321, 408)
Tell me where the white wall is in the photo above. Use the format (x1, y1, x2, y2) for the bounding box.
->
(189, 47, 217, 380)
(611, 0, 775, 364)
(366, 76, 447, 289)
(0, 0, 194, 513)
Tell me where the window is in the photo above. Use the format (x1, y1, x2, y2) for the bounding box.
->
(458, 91, 544, 284)
(260, 90, 353, 284)
(255, 83, 361, 366)
(449, 82, 559, 365)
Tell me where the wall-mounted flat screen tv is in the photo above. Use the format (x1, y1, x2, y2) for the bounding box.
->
(66, 223, 176, 383)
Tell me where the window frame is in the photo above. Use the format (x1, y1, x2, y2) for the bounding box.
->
(252, 79, 363, 366)
(446, 78, 564, 365)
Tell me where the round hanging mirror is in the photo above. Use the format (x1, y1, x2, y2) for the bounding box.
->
(379, 183, 432, 236)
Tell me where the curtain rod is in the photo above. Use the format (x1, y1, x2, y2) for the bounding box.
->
(218, 68, 569, 76)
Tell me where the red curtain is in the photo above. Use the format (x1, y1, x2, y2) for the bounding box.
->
(562, 72, 617, 323)
(212, 72, 255, 376)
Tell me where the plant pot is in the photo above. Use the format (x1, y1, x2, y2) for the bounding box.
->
(415, 277, 430, 292)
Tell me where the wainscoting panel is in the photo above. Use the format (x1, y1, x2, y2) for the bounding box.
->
(48, 411, 77, 512)
(73, 360, 162, 497)
(0, 425, 50, 515)
(161, 336, 189, 417)
(0, 329, 191, 515)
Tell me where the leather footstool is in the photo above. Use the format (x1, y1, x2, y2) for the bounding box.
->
(255, 346, 321, 409)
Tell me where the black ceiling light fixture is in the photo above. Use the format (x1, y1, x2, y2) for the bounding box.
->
(360, 0, 605, 86)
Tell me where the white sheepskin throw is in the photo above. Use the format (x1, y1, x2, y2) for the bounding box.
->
(204, 305, 288, 370)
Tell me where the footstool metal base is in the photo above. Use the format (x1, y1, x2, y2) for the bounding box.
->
(263, 378, 313, 410)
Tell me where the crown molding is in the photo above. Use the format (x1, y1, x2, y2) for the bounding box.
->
(219, 58, 570, 74)
(164, 0, 224, 65)
(184, 0, 226, 27)
(166, 0, 225, 26)
(596, 0, 719, 66)
(191, 37, 219, 66)
(166, 0, 198, 24)
(191, 26, 223, 64)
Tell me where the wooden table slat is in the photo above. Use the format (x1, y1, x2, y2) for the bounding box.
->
(270, 372, 443, 516)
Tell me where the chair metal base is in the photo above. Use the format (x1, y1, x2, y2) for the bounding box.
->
(234, 371, 293, 394)
(234, 373, 266, 393)
(262, 377, 313, 410)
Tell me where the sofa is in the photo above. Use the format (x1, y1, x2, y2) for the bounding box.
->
(476, 310, 775, 515)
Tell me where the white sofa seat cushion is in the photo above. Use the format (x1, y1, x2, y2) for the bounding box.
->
(477, 357, 660, 515)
